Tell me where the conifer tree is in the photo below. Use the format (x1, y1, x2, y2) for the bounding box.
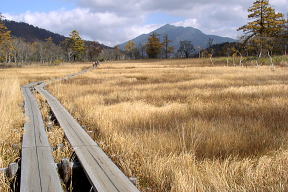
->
(146, 33, 162, 58)
(0, 14, 11, 44)
(0, 14, 13, 63)
(69, 30, 85, 61)
(238, 0, 285, 39)
(238, 0, 286, 64)
(125, 40, 136, 59)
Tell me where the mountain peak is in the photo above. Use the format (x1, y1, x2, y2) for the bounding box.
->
(119, 24, 235, 50)
(161, 24, 175, 28)
(154, 24, 177, 34)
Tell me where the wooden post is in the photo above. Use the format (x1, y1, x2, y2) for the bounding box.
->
(58, 158, 72, 185)
(7, 163, 18, 178)
(129, 177, 137, 186)
(0, 163, 19, 178)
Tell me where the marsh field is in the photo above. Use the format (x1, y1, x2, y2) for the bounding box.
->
(1, 58, 288, 191)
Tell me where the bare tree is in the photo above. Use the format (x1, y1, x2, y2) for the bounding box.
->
(207, 38, 214, 65)
(162, 34, 174, 58)
(177, 41, 195, 58)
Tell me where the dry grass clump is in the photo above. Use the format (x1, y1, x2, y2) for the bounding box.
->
(0, 78, 23, 192)
(49, 59, 288, 191)
(0, 63, 90, 191)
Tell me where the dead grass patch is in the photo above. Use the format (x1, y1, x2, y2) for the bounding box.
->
(49, 60, 288, 191)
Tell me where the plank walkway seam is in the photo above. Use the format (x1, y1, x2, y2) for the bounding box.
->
(20, 85, 63, 192)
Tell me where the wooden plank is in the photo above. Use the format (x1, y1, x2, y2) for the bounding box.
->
(21, 86, 63, 192)
(36, 84, 140, 192)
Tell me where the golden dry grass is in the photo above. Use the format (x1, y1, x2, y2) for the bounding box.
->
(0, 63, 89, 191)
(47, 58, 288, 191)
(1, 59, 288, 191)
(0, 78, 23, 191)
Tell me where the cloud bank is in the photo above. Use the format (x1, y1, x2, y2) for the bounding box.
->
(4, 0, 286, 46)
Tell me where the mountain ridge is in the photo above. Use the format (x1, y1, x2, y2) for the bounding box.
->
(119, 24, 236, 50)
(3, 20, 66, 44)
(3, 20, 110, 49)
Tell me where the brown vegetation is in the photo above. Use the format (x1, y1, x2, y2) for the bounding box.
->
(1, 59, 288, 191)
(47, 59, 288, 192)
(0, 78, 23, 191)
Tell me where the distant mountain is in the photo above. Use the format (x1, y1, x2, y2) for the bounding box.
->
(4, 20, 66, 44)
(119, 24, 236, 51)
(3, 20, 110, 49)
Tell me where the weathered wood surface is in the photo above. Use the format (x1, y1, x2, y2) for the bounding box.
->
(36, 77, 140, 192)
(21, 85, 63, 192)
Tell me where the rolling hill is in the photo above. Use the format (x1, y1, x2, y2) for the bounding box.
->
(119, 24, 236, 50)
(3, 20, 66, 44)
(3, 20, 109, 49)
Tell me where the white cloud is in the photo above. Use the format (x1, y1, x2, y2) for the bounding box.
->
(5, 8, 155, 46)
(4, 0, 287, 45)
(75, 0, 286, 39)
(170, 3, 247, 39)
(174, 18, 199, 28)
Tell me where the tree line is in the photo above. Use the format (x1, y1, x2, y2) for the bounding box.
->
(0, 16, 104, 65)
(124, 34, 202, 59)
(1, 0, 287, 65)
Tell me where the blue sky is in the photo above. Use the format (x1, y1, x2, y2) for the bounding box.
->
(145, 13, 184, 25)
(2, 0, 75, 14)
(2, 0, 286, 46)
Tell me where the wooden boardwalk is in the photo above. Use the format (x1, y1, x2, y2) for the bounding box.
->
(19, 66, 139, 192)
(36, 82, 140, 192)
(21, 84, 63, 192)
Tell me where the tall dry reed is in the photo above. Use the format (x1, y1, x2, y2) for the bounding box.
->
(49, 60, 288, 191)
